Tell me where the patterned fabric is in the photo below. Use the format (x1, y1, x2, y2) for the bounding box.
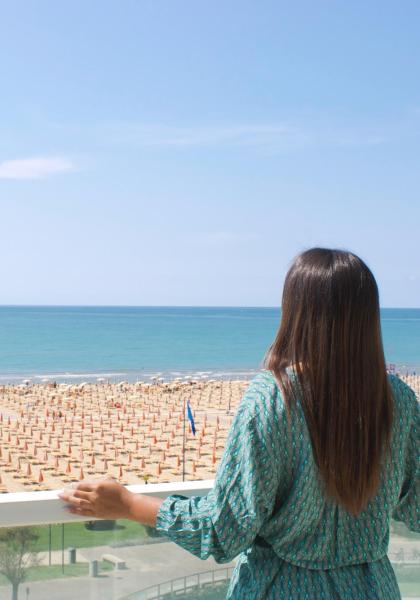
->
(156, 371, 419, 599)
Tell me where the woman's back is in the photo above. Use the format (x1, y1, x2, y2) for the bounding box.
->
(242, 370, 419, 569)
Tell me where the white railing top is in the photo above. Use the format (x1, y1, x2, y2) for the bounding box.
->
(0, 479, 214, 528)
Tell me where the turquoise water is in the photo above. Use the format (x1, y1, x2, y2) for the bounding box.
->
(0, 306, 418, 382)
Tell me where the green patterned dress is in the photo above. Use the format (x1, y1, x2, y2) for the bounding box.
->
(156, 371, 419, 599)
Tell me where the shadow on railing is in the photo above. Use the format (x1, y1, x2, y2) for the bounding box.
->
(123, 567, 234, 600)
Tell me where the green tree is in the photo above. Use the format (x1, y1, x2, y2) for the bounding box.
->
(0, 527, 40, 600)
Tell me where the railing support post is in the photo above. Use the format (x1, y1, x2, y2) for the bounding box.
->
(48, 524, 51, 566)
(61, 523, 64, 574)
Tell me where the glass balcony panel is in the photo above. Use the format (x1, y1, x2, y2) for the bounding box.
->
(0, 517, 417, 599)
(0, 517, 235, 600)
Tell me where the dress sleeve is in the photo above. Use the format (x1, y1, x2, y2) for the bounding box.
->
(155, 374, 281, 562)
(392, 389, 420, 533)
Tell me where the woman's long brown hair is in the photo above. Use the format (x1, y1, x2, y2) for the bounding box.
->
(265, 248, 394, 515)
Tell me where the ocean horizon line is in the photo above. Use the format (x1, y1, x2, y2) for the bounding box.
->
(1, 304, 419, 310)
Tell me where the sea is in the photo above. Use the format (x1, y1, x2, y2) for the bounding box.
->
(0, 306, 418, 383)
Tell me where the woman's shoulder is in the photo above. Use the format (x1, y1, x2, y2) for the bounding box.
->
(388, 374, 418, 409)
(387, 374, 419, 431)
(247, 370, 280, 395)
(243, 370, 286, 413)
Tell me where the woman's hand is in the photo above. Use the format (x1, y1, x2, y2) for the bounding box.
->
(58, 477, 135, 520)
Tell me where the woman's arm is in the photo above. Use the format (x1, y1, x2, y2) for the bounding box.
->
(152, 373, 283, 562)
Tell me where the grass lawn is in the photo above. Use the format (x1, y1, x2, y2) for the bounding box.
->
(32, 519, 149, 552)
(0, 561, 113, 586)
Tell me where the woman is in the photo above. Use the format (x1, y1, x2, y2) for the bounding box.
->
(59, 248, 419, 599)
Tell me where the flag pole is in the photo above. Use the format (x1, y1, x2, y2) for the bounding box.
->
(182, 395, 186, 482)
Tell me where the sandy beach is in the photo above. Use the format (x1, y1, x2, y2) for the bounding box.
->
(0, 374, 418, 493)
(0, 378, 248, 492)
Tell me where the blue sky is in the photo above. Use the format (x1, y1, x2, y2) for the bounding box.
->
(0, 1, 419, 307)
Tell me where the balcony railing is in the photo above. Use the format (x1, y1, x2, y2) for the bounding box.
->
(0, 481, 418, 600)
(125, 567, 235, 600)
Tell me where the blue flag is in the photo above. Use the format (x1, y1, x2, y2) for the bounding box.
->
(186, 401, 196, 435)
